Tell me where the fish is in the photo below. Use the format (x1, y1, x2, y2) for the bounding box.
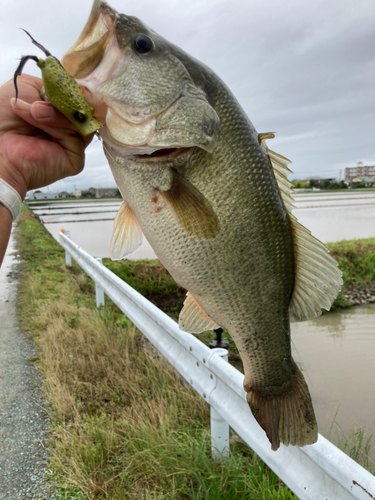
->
(14, 30, 102, 136)
(62, 0, 342, 451)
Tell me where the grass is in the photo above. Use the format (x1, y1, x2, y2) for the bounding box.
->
(104, 259, 185, 319)
(327, 412, 375, 474)
(327, 238, 375, 310)
(16, 208, 297, 499)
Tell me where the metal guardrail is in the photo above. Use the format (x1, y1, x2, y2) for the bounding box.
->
(59, 230, 375, 500)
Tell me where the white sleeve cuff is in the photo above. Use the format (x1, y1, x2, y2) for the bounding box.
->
(0, 178, 22, 221)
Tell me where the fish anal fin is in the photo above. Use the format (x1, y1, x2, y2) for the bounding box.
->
(259, 132, 342, 320)
(161, 170, 219, 239)
(179, 292, 220, 333)
(110, 201, 143, 260)
(245, 362, 318, 451)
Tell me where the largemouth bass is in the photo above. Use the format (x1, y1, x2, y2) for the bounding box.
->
(62, 0, 342, 451)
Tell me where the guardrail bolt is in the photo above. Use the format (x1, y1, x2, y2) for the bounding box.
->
(209, 328, 230, 349)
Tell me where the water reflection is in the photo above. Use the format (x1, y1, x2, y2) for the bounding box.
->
(304, 311, 347, 336)
(292, 305, 375, 453)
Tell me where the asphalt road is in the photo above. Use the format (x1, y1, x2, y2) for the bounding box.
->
(0, 227, 55, 500)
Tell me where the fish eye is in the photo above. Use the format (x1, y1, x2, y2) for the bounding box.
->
(134, 35, 154, 54)
(73, 111, 87, 123)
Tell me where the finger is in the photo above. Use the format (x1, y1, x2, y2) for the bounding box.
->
(9, 99, 90, 178)
(31, 101, 77, 129)
(11, 98, 94, 148)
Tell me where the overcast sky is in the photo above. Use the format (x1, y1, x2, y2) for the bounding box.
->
(0, 0, 374, 193)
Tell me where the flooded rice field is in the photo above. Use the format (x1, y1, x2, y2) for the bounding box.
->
(293, 191, 375, 243)
(28, 191, 375, 453)
(30, 191, 375, 258)
(31, 199, 156, 259)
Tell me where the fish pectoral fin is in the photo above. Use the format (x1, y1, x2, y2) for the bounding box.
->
(160, 171, 219, 239)
(259, 133, 342, 320)
(179, 292, 220, 333)
(110, 201, 143, 260)
(245, 361, 318, 451)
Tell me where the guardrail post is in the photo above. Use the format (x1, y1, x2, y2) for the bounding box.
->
(63, 230, 72, 267)
(95, 258, 105, 308)
(210, 347, 230, 462)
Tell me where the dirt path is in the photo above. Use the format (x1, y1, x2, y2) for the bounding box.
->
(0, 227, 55, 500)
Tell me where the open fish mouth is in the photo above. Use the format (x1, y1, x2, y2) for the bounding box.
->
(62, 2, 218, 156)
(98, 122, 191, 161)
(132, 147, 194, 164)
(135, 148, 178, 158)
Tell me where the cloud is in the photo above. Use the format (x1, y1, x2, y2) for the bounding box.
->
(2, 0, 374, 190)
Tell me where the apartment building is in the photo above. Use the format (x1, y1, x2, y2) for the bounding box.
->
(345, 164, 375, 181)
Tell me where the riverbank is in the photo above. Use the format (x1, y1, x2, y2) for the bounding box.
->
(106, 238, 375, 315)
(327, 238, 375, 308)
(15, 209, 299, 497)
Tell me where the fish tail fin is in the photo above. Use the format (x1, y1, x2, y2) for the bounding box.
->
(245, 362, 318, 451)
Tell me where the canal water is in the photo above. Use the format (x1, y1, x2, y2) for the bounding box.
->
(292, 305, 375, 458)
(28, 191, 375, 457)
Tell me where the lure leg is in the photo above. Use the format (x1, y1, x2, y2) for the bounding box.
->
(14, 55, 39, 100)
(20, 29, 52, 57)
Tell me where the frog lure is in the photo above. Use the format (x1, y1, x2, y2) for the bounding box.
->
(14, 30, 103, 136)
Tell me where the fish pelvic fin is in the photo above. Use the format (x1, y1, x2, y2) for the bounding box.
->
(245, 362, 318, 451)
(179, 292, 220, 333)
(110, 201, 143, 260)
(161, 170, 219, 239)
(258, 133, 342, 321)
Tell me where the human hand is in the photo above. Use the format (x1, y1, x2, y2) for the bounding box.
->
(0, 74, 94, 199)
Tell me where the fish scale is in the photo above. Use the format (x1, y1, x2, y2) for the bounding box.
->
(62, 0, 342, 451)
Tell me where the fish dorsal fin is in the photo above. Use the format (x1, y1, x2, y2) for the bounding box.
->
(161, 170, 219, 239)
(259, 133, 343, 321)
(179, 292, 220, 333)
(110, 201, 143, 260)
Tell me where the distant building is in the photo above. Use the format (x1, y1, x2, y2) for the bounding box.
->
(30, 191, 59, 200)
(73, 189, 82, 198)
(351, 176, 375, 188)
(92, 187, 118, 198)
(71, 187, 119, 198)
(81, 188, 95, 197)
(59, 191, 70, 198)
(345, 163, 375, 182)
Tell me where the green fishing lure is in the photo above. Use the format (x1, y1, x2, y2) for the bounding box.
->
(14, 30, 102, 136)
